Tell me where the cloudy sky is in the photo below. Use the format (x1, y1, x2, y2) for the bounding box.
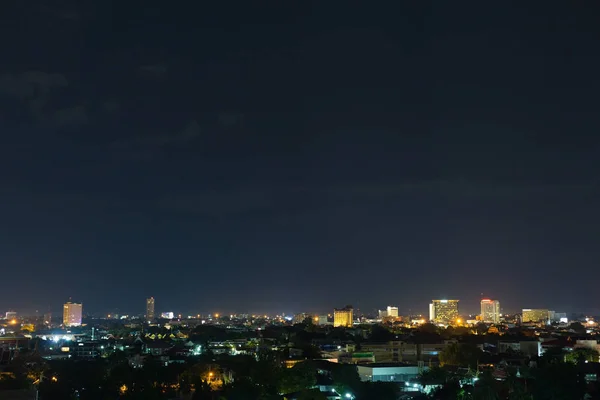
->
(1, 1, 599, 316)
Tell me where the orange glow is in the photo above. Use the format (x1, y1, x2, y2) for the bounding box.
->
(9, 319, 17, 325)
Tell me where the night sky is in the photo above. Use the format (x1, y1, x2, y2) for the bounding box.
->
(1, 2, 599, 317)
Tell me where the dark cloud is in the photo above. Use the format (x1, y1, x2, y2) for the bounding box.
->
(159, 189, 274, 217)
(103, 101, 119, 113)
(139, 64, 168, 77)
(218, 113, 244, 128)
(111, 120, 202, 159)
(0, 71, 67, 100)
(54, 105, 88, 127)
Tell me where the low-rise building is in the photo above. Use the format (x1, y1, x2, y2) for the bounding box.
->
(357, 363, 425, 383)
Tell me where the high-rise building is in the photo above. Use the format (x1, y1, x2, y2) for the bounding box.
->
(480, 299, 500, 323)
(334, 305, 353, 327)
(146, 297, 155, 321)
(63, 302, 83, 327)
(522, 309, 549, 323)
(293, 313, 309, 324)
(387, 306, 399, 317)
(431, 300, 459, 324)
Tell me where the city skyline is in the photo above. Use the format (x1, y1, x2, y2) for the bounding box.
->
(0, 294, 577, 319)
(1, 3, 599, 314)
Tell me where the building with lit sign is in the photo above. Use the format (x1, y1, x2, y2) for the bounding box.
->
(63, 301, 83, 327)
(522, 309, 549, 323)
(480, 299, 500, 324)
(430, 300, 459, 324)
(334, 305, 353, 327)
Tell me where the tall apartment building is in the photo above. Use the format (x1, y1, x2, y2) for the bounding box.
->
(334, 305, 354, 327)
(146, 297, 155, 321)
(430, 300, 459, 324)
(480, 299, 501, 324)
(63, 302, 83, 327)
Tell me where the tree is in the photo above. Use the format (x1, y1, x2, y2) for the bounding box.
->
(418, 366, 448, 386)
(440, 343, 482, 368)
(429, 379, 462, 400)
(568, 322, 586, 334)
(539, 347, 566, 366)
(357, 381, 400, 400)
(296, 388, 328, 400)
(331, 364, 361, 394)
(531, 362, 585, 400)
(369, 325, 395, 342)
(565, 347, 599, 364)
(279, 361, 317, 394)
(472, 371, 499, 400)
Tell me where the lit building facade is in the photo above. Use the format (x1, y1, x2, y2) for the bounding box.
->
(293, 313, 309, 324)
(480, 299, 500, 323)
(387, 306, 399, 317)
(334, 305, 353, 327)
(431, 300, 459, 324)
(146, 297, 155, 321)
(63, 302, 83, 327)
(5, 311, 17, 320)
(522, 309, 549, 323)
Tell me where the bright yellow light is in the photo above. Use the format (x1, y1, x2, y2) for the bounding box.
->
(208, 372, 214, 377)
(456, 319, 462, 324)
(51, 376, 58, 382)
(9, 319, 17, 325)
(120, 384, 128, 394)
(214, 313, 219, 318)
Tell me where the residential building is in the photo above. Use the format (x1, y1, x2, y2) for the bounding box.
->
(431, 300, 459, 324)
(360, 341, 449, 363)
(63, 302, 83, 327)
(333, 306, 353, 328)
(480, 299, 500, 324)
(146, 297, 155, 321)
